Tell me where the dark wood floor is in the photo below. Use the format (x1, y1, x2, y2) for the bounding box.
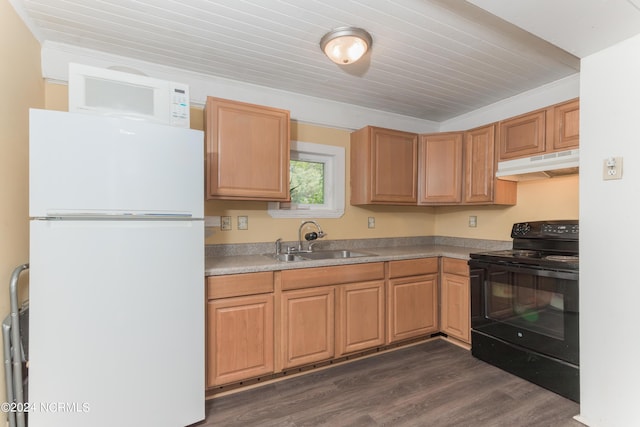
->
(194, 339, 583, 427)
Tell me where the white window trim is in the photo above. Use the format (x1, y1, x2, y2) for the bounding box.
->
(268, 140, 345, 218)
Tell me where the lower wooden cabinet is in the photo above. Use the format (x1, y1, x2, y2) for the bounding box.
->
(440, 258, 471, 344)
(336, 280, 386, 356)
(206, 257, 472, 390)
(387, 258, 439, 343)
(206, 272, 275, 387)
(207, 293, 274, 387)
(280, 262, 385, 367)
(281, 286, 335, 369)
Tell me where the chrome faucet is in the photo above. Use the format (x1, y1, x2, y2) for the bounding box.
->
(297, 220, 326, 252)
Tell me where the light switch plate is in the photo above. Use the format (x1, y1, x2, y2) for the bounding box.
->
(469, 215, 477, 228)
(237, 216, 248, 230)
(221, 216, 232, 231)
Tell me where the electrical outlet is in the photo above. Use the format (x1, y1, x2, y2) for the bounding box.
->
(221, 216, 232, 231)
(368, 217, 375, 228)
(603, 156, 623, 180)
(469, 215, 477, 228)
(237, 216, 248, 230)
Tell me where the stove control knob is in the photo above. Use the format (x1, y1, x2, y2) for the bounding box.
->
(513, 223, 531, 236)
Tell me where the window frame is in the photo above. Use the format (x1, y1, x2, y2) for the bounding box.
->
(268, 140, 345, 218)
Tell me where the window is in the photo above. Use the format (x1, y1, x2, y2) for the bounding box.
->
(268, 141, 345, 218)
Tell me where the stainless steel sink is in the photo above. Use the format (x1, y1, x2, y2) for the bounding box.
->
(270, 253, 307, 262)
(299, 250, 373, 260)
(265, 249, 375, 262)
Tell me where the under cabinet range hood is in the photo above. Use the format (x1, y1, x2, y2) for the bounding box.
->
(496, 149, 579, 181)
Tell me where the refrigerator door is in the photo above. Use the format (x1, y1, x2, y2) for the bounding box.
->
(29, 109, 203, 219)
(29, 219, 204, 427)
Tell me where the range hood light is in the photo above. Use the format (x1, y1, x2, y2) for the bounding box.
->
(496, 149, 579, 181)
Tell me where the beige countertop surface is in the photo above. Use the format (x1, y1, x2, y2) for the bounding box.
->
(205, 244, 480, 276)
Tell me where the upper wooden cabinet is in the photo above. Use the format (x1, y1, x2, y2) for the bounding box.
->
(553, 99, 580, 151)
(351, 126, 418, 205)
(498, 98, 579, 161)
(464, 124, 516, 205)
(418, 132, 463, 204)
(204, 97, 290, 201)
(417, 126, 515, 206)
(498, 110, 546, 160)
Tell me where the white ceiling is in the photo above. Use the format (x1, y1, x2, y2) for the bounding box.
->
(9, 0, 640, 122)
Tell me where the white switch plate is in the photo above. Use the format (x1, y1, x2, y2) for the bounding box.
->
(603, 156, 623, 180)
(469, 215, 477, 228)
(237, 216, 248, 230)
(221, 216, 232, 231)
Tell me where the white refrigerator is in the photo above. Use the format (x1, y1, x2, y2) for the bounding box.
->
(28, 109, 205, 427)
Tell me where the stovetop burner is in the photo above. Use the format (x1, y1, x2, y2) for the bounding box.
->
(469, 220, 579, 271)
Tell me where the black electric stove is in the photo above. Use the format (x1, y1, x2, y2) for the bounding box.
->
(468, 220, 580, 402)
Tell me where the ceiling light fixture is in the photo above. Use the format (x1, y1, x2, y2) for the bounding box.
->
(319, 27, 372, 65)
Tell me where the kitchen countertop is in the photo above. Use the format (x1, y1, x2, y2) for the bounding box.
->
(205, 240, 507, 276)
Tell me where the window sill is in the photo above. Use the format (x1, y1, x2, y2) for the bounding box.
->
(267, 202, 344, 218)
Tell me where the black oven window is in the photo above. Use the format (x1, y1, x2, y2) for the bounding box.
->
(485, 272, 566, 340)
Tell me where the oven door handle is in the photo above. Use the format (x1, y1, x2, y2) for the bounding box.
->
(468, 259, 578, 281)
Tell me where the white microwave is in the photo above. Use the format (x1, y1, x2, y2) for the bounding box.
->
(68, 63, 190, 128)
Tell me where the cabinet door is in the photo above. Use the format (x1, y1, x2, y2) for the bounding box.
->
(351, 126, 418, 205)
(418, 132, 463, 204)
(464, 124, 496, 203)
(336, 280, 385, 356)
(498, 110, 546, 160)
(281, 287, 335, 369)
(553, 99, 579, 151)
(441, 273, 470, 344)
(205, 97, 290, 201)
(464, 124, 518, 205)
(207, 294, 274, 387)
(387, 274, 438, 343)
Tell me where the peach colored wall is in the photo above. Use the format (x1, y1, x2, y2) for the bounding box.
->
(1, 0, 44, 405)
(434, 175, 579, 241)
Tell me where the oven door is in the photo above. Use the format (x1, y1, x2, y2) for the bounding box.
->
(469, 259, 579, 365)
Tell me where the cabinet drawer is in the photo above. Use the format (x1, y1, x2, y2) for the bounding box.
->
(207, 271, 274, 299)
(281, 262, 384, 290)
(388, 258, 438, 278)
(442, 258, 469, 275)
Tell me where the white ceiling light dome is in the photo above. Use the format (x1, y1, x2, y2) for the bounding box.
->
(320, 27, 372, 65)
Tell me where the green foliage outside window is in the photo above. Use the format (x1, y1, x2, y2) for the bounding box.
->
(290, 160, 324, 204)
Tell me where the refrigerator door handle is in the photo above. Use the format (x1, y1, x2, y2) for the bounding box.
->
(37, 210, 196, 220)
